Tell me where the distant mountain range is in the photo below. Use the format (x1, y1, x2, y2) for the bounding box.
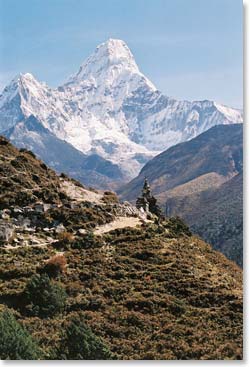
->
(4, 115, 124, 190)
(0, 39, 243, 187)
(119, 124, 243, 266)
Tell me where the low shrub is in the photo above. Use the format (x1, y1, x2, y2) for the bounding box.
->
(71, 232, 103, 249)
(23, 150, 37, 159)
(165, 217, 192, 237)
(102, 191, 119, 204)
(57, 231, 74, 244)
(40, 254, 67, 278)
(40, 162, 48, 170)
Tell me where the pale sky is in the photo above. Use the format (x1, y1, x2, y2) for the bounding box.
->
(0, 0, 243, 108)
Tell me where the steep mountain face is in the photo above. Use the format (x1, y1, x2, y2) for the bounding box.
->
(120, 124, 243, 199)
(119, 124, 243, 265)
(0, 137, 243, 360)
(166, 172, 243, 266)
(3, 115, 124, 190)
(0, 39, 243, 179)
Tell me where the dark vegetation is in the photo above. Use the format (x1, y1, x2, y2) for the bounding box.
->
(0, 309, 42, 359)
(45, 203, 114, 231)
(39, 254, 67, 278)
(0, 136, 64, 209)
(24, 274, 67, 318)
(58, 315, 114, 360)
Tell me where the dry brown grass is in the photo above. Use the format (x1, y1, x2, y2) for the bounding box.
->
(41, 254, 67, 278)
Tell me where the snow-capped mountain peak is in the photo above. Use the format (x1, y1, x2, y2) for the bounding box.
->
(18, 72, 37, 83)
(0, 72, 45, 105)
(0, 38, 243, 181)
(65, 38, 156, 93)
(68, 38, 140, 83)
(7, 72, 36, 86)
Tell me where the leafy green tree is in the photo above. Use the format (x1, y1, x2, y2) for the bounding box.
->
(24, 274, 67, 318)
(0, 309, 42, 360)
(58, 315, 114, 360)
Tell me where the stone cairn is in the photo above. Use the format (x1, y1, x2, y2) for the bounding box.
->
(136, 178, 162, 218)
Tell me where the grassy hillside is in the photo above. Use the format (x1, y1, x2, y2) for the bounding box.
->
(0, 136, 243, 360)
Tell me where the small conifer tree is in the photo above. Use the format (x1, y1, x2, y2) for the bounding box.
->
(0, 309, 42, 360)
(58, 315, 114, 360)
(24, 274, 67, 317)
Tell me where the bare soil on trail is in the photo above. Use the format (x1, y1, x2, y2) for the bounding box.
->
(94, 216, 142, 235)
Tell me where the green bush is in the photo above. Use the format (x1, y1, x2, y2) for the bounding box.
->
(0, 309, 42, 360)
(58, 315, 114, 360)
(24, 274, 67, 318)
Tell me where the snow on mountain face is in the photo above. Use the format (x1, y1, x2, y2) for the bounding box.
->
(0, 38, 243, 179)
(67, 39, 145, 86)
(3, 115, 125, 190)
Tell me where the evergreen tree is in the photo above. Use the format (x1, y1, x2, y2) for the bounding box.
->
(58, 315, 114, 360)
(0, 309, 42, 360)
(24, 274, 67, 318)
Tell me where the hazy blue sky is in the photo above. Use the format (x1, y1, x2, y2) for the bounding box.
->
(0, 0, 242, 108)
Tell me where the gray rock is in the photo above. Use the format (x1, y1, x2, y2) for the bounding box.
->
(0, 221, 15, 243)
(55, 223, 66, 234)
